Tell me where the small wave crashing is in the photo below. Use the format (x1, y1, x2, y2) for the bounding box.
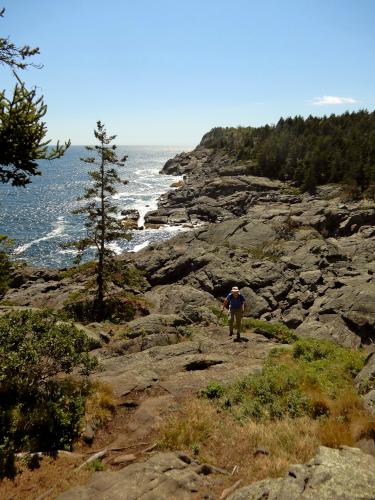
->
(13, 216, 66, 255)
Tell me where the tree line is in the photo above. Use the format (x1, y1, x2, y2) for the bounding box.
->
(200, 111, 375, 194)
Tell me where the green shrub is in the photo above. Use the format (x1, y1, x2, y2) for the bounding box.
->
(211, 306, 228, 326)
(63, 291, 149, 324)
(201, 339, 365, 423)
(87, 458, 105, 472)
(58, 260, 97, 280)
(0, 235, 13, 298)
(200, 381, 225, 399)
(0, 309, 98, 478)
(110, 262, 147, 291)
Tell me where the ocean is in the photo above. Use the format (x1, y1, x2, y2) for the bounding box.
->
(0, 145, 188, 269)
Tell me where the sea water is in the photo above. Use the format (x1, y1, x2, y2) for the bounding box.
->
(0, 145, 188, 268)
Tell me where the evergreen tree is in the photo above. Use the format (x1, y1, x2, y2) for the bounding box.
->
(68, 121, 130, 321)
(200, 110, 375, 194)
(0, 8, 69, 186)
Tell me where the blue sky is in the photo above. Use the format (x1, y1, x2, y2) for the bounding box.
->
(1, 0, 374, 145)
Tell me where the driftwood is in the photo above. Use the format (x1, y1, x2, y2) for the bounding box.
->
(15, 450, 82, 459)
(220, 480, 243, 499)
(142, 442, 158, 453)
(77, 450, 107, 470)
(86, 442, 150, 455)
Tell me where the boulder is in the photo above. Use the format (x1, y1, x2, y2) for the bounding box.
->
(229, 446, 375, 499)
(296, 315, 361, 348)
(9, 265, 61, 289)
(355, 352, 375, 392)
(299, 270, 322, 286)
(241, 287, 270, 318)
(363, 390, 375, 417)
(120, 208, 140, 221)
(124, 314, 185, 339)
(144, 284, 215, 316)
(283, 305, 307, 328)
(315, 283, 375, 344)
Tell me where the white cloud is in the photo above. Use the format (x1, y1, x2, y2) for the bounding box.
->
(311, 95, 358, 106)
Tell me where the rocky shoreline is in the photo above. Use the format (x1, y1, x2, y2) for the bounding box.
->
(2, 140, 375, 498)
(130, 144, 375, 350)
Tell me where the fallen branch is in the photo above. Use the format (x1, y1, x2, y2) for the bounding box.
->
(77, 450, 107, 470)
(36, 487, 55, 500)
(142, 443, 158, 453)
(231, 464, 239, 476)
(86, 442, 150, 455)
(221, 480, 242, 499)
(16, 450, 83, 459)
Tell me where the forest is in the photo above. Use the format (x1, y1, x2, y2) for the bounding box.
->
(200, 110, 375, 194)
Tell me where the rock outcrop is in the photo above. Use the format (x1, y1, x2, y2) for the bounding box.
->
(58, 446, 375, 499)
(58, 451, 214, 499)
(229, 446, 375, 500)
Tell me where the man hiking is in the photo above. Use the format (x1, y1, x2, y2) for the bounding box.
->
(222, 286, 245, 341)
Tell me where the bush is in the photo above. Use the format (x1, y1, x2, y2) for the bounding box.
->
(63, 291, 149, 324)
(200, 381, 225, 399)
(201, 339, 366, 424)
(0, 310, 98, 478)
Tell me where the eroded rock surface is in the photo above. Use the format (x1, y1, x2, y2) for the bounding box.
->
(58, 451, 213, 499)
(229, 446, 375, 500)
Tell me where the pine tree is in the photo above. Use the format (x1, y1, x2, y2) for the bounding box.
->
(68, 121, 130, 321)
(0, 8, 69, 186)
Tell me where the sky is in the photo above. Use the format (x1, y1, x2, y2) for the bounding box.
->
(1, 0, 374, 145)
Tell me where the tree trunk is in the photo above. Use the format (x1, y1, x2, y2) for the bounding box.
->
(96, 141, 106, 321)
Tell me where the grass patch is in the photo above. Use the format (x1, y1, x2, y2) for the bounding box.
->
(158, 339, 373, 489)
(210, 310, 297, 344)
(59, 261, 96, 280)
(84, 382, 116, 431)
(87, 458, 105, 472)
(241, 318, 297, 344)
(203, 340, 366, 424)
(247, 241, 283, 262)
(0, 299, 17, 306)
(280, 185, 301, 196)
(158, 399, 320, 486)
(211, 306, 228, 326)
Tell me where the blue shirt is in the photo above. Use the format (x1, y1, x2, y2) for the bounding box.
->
(226, 292, 245, 310)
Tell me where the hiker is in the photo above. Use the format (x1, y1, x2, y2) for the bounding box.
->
(222, 286, 245, 341)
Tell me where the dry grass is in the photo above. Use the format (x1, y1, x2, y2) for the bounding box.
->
(84, 381, 117, 429)
(0, 454, 90, 500)
(158, 339, 375, 492)
(158, 399, 320, 486)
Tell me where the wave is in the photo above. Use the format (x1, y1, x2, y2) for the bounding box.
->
(133, 241, 149, 252)
(107, 242, 123, 255)
(13, 217, 66, 255)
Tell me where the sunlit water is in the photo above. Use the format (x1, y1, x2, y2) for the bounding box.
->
(0, 146, 189, 268)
